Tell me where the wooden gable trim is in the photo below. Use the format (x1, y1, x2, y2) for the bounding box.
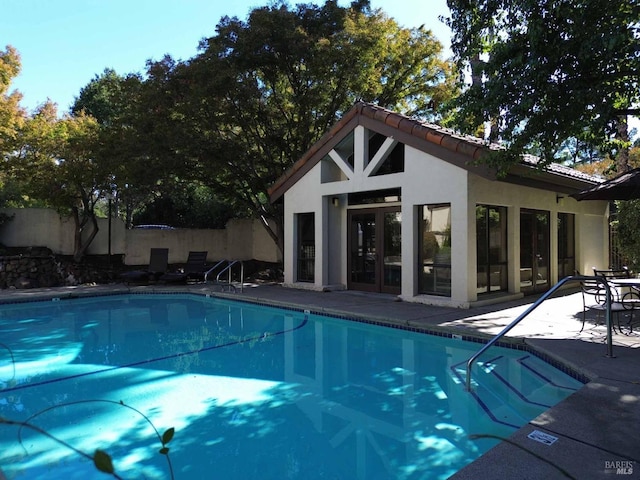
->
(268, 114, 360, 202)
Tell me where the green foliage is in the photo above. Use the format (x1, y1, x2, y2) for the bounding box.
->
(72, 68, 132, 125)
(6, 102, 107, 260)
(1, 55, 110, 261)
(614, 199, 640, 272)
(3, 2, 458, 252)
(71, 69, 167, 228)
(134, 183, 237, 228)
(0, 46, 28, 213)
(445, 0, 640, 171)
(93, 449, 115, 474)
(1, 398, 176, 479)
(167, 0, 456, 250)
(0, 45, 26, 157)
(159, 427, 175, 455)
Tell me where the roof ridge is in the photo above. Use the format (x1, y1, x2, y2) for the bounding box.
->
(355, 101, 500, 151)
(356, 101, 601, 182)
(269, 101, 601, 201)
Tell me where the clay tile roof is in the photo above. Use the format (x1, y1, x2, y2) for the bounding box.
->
(354, 101, 502, 166)
(269, 101, 600, 201)
(520, 154, 603, 183)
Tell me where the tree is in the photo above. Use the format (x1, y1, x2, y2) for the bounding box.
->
(72, 67, 192, 228)
(73, 69, 149, 227)
(0, 46, 26, 158)
(614, 198, 640, 272)
(9, 101, 106, 261)
(173, 0, 457, 253)
(445, 0, 640, 171)
(133, 183, 235, 229)
(0, 46, 28, 222)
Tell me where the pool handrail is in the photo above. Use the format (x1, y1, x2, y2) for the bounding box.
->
(203, 260, 227, 283)
(203, 259, 244, 293)
(465, 275, 614, 392)
(215, 260, 240, 284)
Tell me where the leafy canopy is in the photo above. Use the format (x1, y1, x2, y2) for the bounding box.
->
(0, 46, 26, 158)
(172, 0, 456, 249)
(445, 0, 640, 169)
(2, 1, 458, 255)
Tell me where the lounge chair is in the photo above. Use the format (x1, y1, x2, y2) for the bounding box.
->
(120, 248, 169, 284)
(160, 251, 209, 284)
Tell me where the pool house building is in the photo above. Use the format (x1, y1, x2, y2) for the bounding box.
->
(269, 102, 608, 308)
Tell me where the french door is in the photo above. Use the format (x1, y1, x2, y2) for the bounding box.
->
(520, 209, 550, 294)
(348, 207, 401, 294)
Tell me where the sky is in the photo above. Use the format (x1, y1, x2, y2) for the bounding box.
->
(2, 0, 452, 114)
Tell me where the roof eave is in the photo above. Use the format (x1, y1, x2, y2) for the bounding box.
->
(505, 163, 600, 194)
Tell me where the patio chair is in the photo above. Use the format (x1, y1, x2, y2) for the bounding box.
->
(593, 267, 630, 297)
(160, 251, 209, 284)
(579, 276, 635, 333)
(593, 267, 631, 280)
(120, 248, 169, 284)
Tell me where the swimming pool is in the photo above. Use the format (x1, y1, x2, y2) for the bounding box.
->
(0, 293, 583, 479)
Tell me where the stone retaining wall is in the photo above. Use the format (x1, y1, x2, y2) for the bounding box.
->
(0, 246, 282, 289)
(0, 247, 116, 289)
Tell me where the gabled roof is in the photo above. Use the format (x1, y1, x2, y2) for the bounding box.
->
(269, 101, 601, 202)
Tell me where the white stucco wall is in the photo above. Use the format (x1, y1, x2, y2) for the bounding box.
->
(401, 147, 470, 306)
(576, 212, 610, 274)
(0, 208, 77, 255)
(280, 125, 610, 306)
(283, 164, 312, 286)
(469, 175, 609, 292)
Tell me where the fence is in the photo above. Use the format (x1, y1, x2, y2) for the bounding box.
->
(0, 208, 281, 266)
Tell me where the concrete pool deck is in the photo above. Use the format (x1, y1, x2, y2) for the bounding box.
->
(1, 282, 639, 479)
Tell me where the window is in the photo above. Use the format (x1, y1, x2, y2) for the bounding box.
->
(418, 204, 451, 296)
(368, 132, 404, 175)
(476, 205, 508, 294)
(558, 213, 575, 278)
(348, 188, 401, 205)
(335, 131, 355, 169)
(296, 213, 315, 282)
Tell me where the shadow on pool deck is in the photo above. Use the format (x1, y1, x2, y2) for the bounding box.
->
(1, 282, 639, 479)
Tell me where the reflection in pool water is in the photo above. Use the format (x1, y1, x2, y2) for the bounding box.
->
(0, 294, 583, 479)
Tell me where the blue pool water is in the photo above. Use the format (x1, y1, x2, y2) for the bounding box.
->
(0, 294, 583, 479)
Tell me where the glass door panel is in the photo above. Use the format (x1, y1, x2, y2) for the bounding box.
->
(348, 208, 401, 294)
(520, 209, 550, 294)
(349, 212, 377, 289)
(476, 205, 508, 294)
(535, 212, 550, 289)
(382, 210, 402, 292)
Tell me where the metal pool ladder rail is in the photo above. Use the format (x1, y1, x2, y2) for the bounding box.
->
(203, 260, 244, 293)
(465, 275, 615, 392)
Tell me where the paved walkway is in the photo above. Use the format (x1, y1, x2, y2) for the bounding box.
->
(2, 283, 639, 479)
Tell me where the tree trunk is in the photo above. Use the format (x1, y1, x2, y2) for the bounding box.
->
(71, 206, 100, 262)
(258, 213, 284, 261)
(470, 53, 499, 142)
(616, 115, 630, 173)
(256, 200, 284, 261)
